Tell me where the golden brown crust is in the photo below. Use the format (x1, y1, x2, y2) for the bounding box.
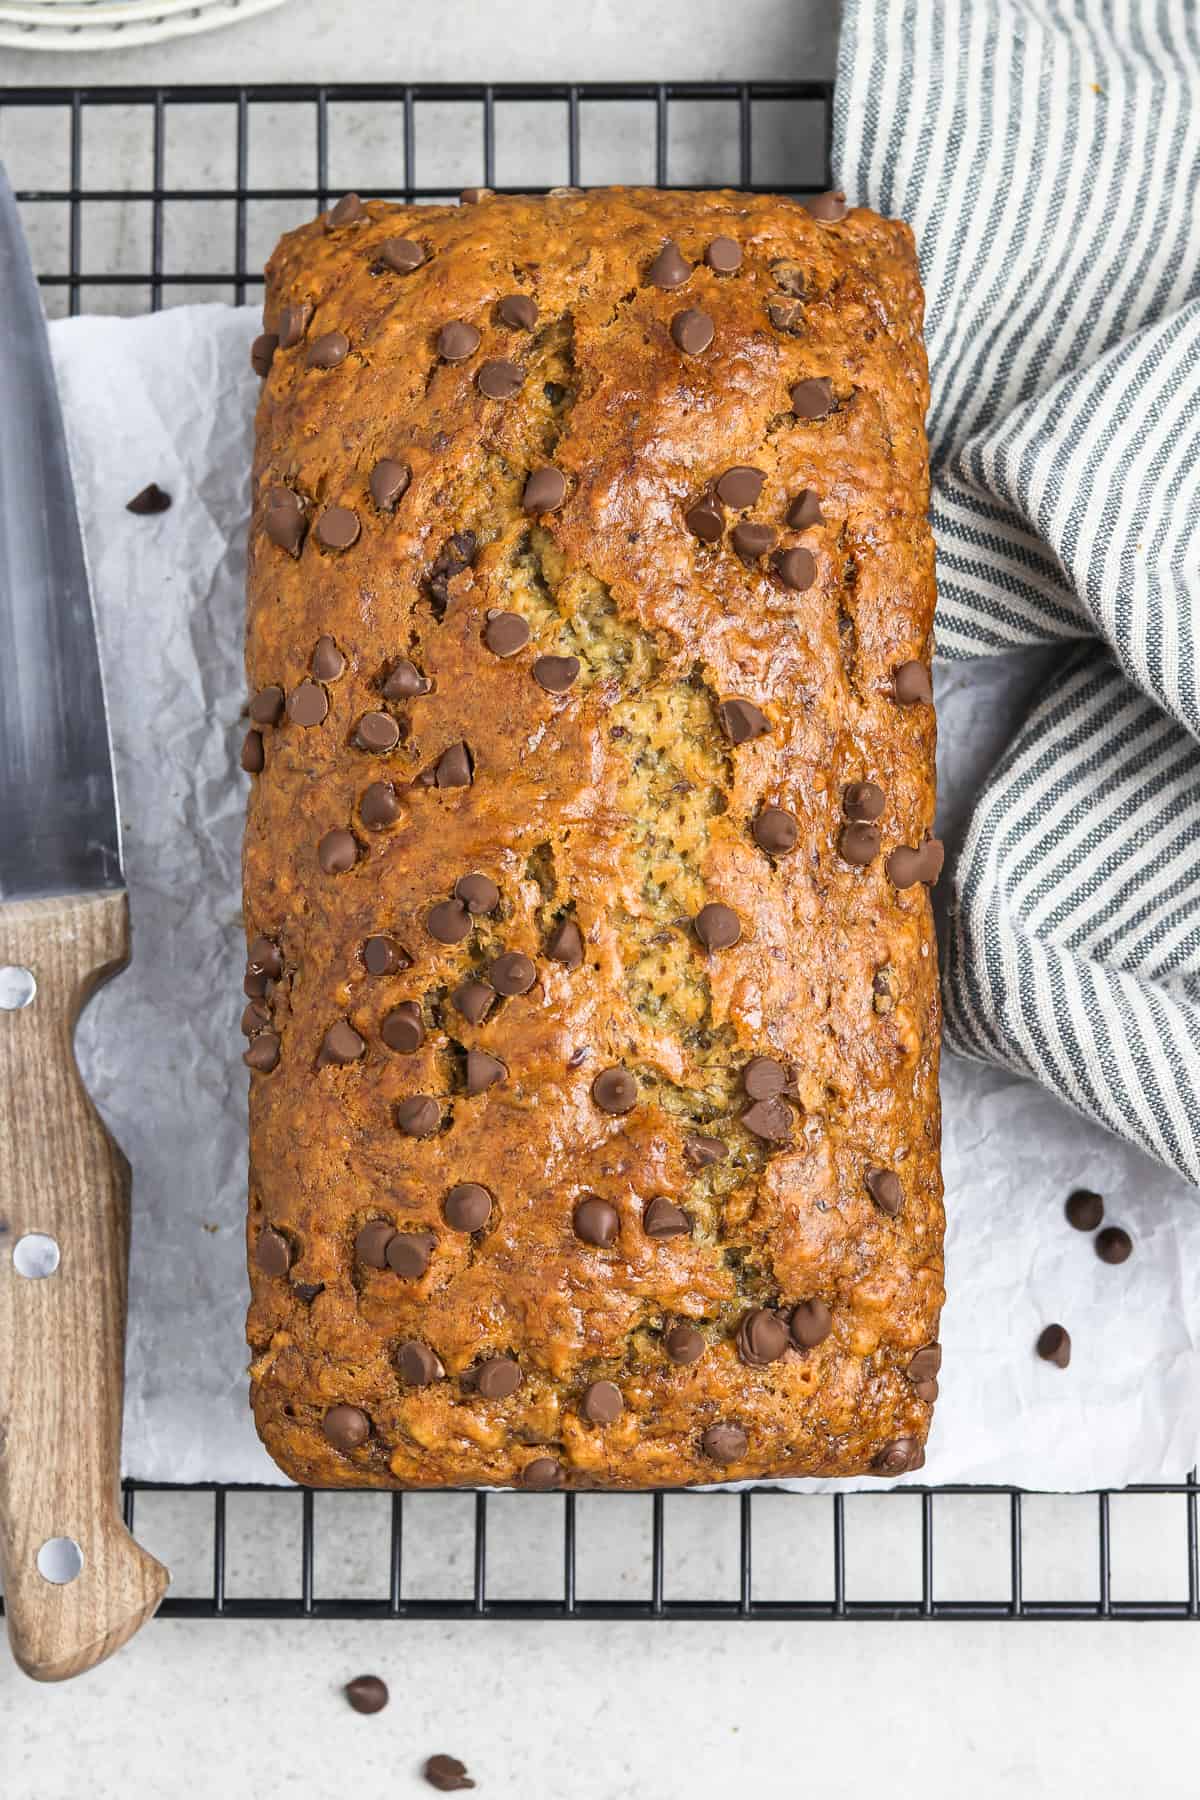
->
(243, 187, 942, 1490)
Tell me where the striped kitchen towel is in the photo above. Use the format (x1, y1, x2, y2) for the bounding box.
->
(834, 1, 1200, 1184)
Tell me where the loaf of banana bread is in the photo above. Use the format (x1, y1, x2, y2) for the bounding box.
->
(242, 185, 943, 1490)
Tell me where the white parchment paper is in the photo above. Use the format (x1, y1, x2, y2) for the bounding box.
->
(55, 304, 1200, 1489)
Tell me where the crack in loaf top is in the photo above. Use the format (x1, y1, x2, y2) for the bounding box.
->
(242, 185, 943, 1492)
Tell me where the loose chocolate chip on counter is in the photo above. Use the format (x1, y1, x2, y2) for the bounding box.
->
(370, 458, 412, 512)
(361, 781, 401, 830)
(249, 685, 286, 726)
(874, 1436, 920, 1476)
(326, 192, 366, 229)
(379, 235, 426, 272)
(773, 546, 817, 591)
(523, 465, 567, 512)
(1036, 1325, 1071, 1369)
(741, 1097, 794, 1141)
(718, 697, 769, 744)
(383, 657, 431, 701)
(321, 1020, 365, 1065)
(243, 1032, 281, 1073)
(241, 729, 265, 773)
(787, 488, 824, 528)
(648, 239, 691, 289)
(694, 903, 741, 951)
(308, 330, 349, 369)
(444, 1183, 492, 1232)
(866, 1168, 903, 1216)
(790, 1298, 833, 1348)
(386, 1230, 436, 1278)
(396, 1095, 441, 1137)
(363, 934, 410, 976)
(791, 377, 835, 419)
(476, 1356, 522, 1399)
(127, 482, 171, 515)
(546, 918, 583, 967)
(592, 1067, 637, 1114)
(344, 1674, 388, 1714)
(435, 742, 473, 788)
(241, 1001, 270, 1036)
(1066, 1189, 1104, 1231)
(466, 1049, 506, 1094)
(453, 981, 496, 1026)
(1096, 1226, 1133, 1265)
(665, 1323, 705, 1364)
(255, 1227, 291, 1277)
(423, 1754, 475, 1793)
(840, 823, 881, 866)
(248, 936, 283, 980)
(250, 332, 277, 377)
(533, 654, 581, 693)
(705, 235, 742, 272)
(671, 308, 714, 354)
(844, 781, 886, 821)
(498, 293, 538, 330)
(398, 1340, 444, 1387)
(804, 189, 849, 222)
(318, 828, 358, 874)
(455, 872, 499, 915)
(477, 358, 524, 399)
(484, 611, 531, 657)
(683, 1133, 726, 1168)
(311, 634, 345, 681)
(582, 1380, 624, 1425)
(893, 659, 933, 705)
(737, 1308, 790, 1366)
(731, 520, 777, 562)
(643, 1195, 691, 1237)
(715, 466, 765, 509)
(522, 1458, 564, 1491)
(573, 1194, 619, 1247)
(886, 840, 944, 888)
(753, 805, 798, 856)
(317, 505, 360, 550)
(288, 679, 329, 726)
(685, 496, 725, 542)
(490, 950, 536, 995)
(702, 1423, 748, 1464)
(906, 1344, 942, 1384)
(264, 486, 307, 555)
(355, 1220, 397, 1268)
(743, 1056, 788, 1100)
(438, 320, 482, 362)
(382, 1002, 425, 1054)
(323, 1404, 371, 1451)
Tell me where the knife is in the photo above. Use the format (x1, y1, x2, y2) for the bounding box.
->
(0, 163, 168, 1681)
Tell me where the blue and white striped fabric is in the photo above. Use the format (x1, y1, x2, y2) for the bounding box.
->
(835, 1, 1200, 1185)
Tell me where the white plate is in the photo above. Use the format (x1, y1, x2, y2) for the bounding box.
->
(0, 0, 286, 49)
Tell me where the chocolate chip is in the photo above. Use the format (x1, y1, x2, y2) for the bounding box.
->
(1065, 1189, 1104, 1231)
(477, 359, 523, 399)
(363, 934, 409, 976)
(241, 729, 264, 773)
(460, 187, 491, 204)
(805, 189, 849, 222)
(718, 697, 768, 743)
(643, 1195, 690, 1237)
(453, 981, 496, 1026)
(435, 742, 473, 788)
(317, 505, 360, 550)
(318, 828, 357, 874)
(490, 950, 536, 995)
(701, 1423, 747, 1464)
(791, 377, 835, 419)
(476, 1356, 522, 1399)
(787, 489, 823, 528)
(241, 1000, 270, 1036)
(906, 1343, 942, 1384)
(522, 1458, 564, 1491)
(396, 1095, 440, 1137)
(773, 546, 817, 591)
(361, 781, 400, 829)
(264, 486, 307, 555)
(844, 781, 885, 821)
(737, 1308, 789, 1366)
(886, 842, 941, 888)
(255, 1227, 291, 1277)
(383, 658, 431, 700)
(665, 1323, 705, 1364)
(716, 466, 765, 509)
(685, 497, 724, 542)
(251, 332, 277, 377)
(866, 1168, 903, 1216)
(732, 521, 777, 561)
(438, 320, 481, 362)
(345, 1673, 388, 1714)
(582, 1380, 623, 1425)
(323, 1405, 370, 1451)
(288, 679, 329, 726)
(466, 1049, 506, 1093)
(767, 296, 806, 333)
(694, 903, 741, 951)
(753, 805, 798, 856)
(791, 1298, 833, 1348)
(370, 458, 411, 512)
(379, 236, 425, 272)
(243, 969, 270, 999)
(743, 1056, 788, 1100)
(705, 236, 742, 272)
(1096, 1226, 1133, 1265)
(423, 1757, 475, 1794)
(893, 660, 932, 705)
(386, 1230, 436, 1278)
(243, 1032, 280, 1072)
(498, 293, 538, 330)
(649, 240, 691, 289)
(874, 1436, 919, 1476)
(354, 710, 401, 755)
(249, 684, 285, 725)
(277, 301, 312, 349)
(399, 1341, 444, 1386)
(248, 936, 283, 979)
(308, 329, 349, 369)
(444, 1183, 492, 1232)
(671, 308, 714, 355)
(741, 1097, 794, 1141)
(592, 1067, 636, 1114)
(532, 654, 581, 693)
(523, 466, 567, 512)
(484, 612, 530, 657)
(683, 1133, 726, 1168)
(573, 1195, 619, 1247)
(126, 481, 172, 515)
(355, 1220, 396, 1268)
(546, 919, 583, 967)
(447, 874, 494, 918)
(840, 823, 881, 866)
(326, 192, 366, 229)
(321, 1020, 365, 1065)
(309, 635, 344, 682)
(382, 1002, 425, 1054)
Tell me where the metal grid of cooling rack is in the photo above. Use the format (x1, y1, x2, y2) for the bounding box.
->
(0, 79, 1196, 1624)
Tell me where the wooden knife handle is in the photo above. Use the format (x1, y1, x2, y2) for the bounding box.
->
(0, 891, 168, 1681)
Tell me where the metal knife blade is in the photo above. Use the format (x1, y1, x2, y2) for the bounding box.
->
(0, 161, 122, 902)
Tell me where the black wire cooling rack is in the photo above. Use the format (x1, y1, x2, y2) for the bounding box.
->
(1, 78, 1197, 1624)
